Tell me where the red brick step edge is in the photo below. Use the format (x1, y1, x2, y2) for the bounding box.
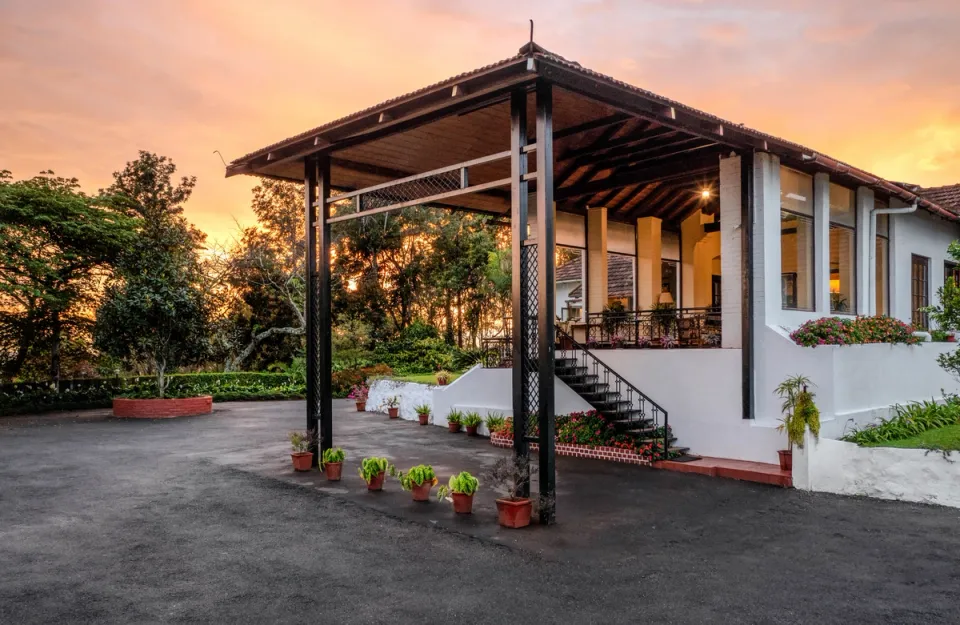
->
(112, 396, 213, 419)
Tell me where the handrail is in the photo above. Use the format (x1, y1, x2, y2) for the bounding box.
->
(556, 325, 670, 459)
(586, 305, 722, 348)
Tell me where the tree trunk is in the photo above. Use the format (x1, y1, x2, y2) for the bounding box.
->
(49, 310, 61, 392)
(456, 291, 463, 348)
(444, 293, 454, 345)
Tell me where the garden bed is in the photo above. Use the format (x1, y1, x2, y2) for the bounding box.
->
(490, 431, 651, 466)
(113, 396, 213, 418)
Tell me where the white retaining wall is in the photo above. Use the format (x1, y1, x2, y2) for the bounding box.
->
(793, 430, 960, 509)
(367, 378, 435, 422)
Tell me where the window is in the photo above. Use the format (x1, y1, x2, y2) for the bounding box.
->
(946, 261, 960, 287)
(829, 184, 856, 314)
(780, 167, 815, 310)
(912, 255, 929, 329)
(607, 252, 635, 310)
(876, 211, 889, 316)
(555, 247, 584, 321)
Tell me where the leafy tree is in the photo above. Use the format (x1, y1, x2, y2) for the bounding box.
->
(0, 169, 138, 384)
(94, 152, 210, 396)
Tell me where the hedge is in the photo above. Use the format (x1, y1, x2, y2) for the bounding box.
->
(0, 372, 305, 416)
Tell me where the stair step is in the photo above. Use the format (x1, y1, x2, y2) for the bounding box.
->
(638, 437, 677, 444)
(555, 357, 579, 367)
(624, 426, 657, 435)
(566, 382, 608, 393)
(582, 391, 620, 402)
(556, 365, 588, 376)
(611, 418, 654, 427)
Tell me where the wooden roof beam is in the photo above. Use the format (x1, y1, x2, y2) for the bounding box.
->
(556, 151, 721, 201)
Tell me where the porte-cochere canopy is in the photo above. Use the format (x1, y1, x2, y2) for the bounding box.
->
(226, 42, 956, 524)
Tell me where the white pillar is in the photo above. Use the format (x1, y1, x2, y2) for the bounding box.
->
(754, 152, 781, 328)
(636, 217, 662, 310)
(719, 154, 742, 348)
(814, 173, 831, 314)
(586, 206, 608, 314)
(856, 187, 874, 315)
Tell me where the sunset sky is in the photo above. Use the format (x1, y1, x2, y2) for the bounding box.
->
(2, 0, 959, 245)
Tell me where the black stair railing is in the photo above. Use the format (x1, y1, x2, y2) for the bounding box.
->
(556, 325, 670, 459)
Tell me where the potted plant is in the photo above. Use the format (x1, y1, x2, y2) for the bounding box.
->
(774, 374, 821, 471)
(437, 471, 480, 514)
(349, 383, 369, 412)
(395, 464, 438, 502)
(660, 335, 678, 349)
(484, 455, 535, 528)
(435, 370, 451, 386)
(289, 430, 317, 472)
(414, 404, 431, 426)
(924, 273, 960, 340)
(636, 336, 651, 349)
(462, 412, 483, 436)
(359, 456, 393, 491)
(321, 447, 345, 481)
(383, 396, 400, 419)
(484, 412, 506, 435)
(446, 410, 463, 433)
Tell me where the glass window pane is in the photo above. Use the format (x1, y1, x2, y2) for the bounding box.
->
(876, 236, 888, 316)
(781, 211, 814, 310)
(607, 253, 635, 310)
(830, 183, 856, 227)
(660, 260, 678, 307)
(876, 213, 889, 237)
(912, 255, 929, 329)
(555, 247, 584, 321)
(830, 225, 856, 313)
(780, 167, 813, 216)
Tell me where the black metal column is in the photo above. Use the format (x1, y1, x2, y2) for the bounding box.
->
(740, 151, 755, 420)
(317, 154, 333, 450)
(535, 80, 556, 525)
(510, 89, 530, 480)
(304, 160, 320, 463)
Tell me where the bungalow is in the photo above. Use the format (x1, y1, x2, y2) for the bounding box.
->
(226, 42, 960, 522)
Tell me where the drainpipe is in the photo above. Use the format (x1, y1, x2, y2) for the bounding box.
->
(869, 201, 917, 315)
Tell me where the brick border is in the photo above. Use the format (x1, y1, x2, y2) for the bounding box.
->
(112, 396, 213, 419)
(489, 432, 650, 466)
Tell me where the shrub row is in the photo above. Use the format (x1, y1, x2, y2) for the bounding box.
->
(790, 315, 921, 347)
(842, 395, 960, 445)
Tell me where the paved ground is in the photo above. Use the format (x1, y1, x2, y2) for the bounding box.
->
(2, 400, 960, 624)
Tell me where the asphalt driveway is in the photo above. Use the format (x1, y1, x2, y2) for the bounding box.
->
(1, 400, 959, 624)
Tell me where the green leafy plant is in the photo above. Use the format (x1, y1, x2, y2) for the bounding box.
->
(775, 375, 820, 450)
(289, 430, 317, 454)
(321, 447, 345, 466)
(923, 273, 960, 332)
(437, 471, 480, 500)
(383, 396, 400, 409)
(395, 464, 438, 491)
(790, 316, 920, 347)
(435, 370, 451, 385)
(484, 412, 506, 432)
(931, 329, 951, 342)
(413, 403, 431, 416)
(462, 411, 483, 428)
(843, 396, 960, 445)
(358, 456, 393, 482)
(446, 410, 463, 425)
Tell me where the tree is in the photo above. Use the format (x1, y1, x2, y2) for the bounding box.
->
(94, 152, 210, 396)
(0, 169, 138, 384)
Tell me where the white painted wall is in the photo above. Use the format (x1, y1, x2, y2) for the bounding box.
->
(793, 430, 960, 509)
(890, 207, 960, 326)
(367, 378, 435, 422)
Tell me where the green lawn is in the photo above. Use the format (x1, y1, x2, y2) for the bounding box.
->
(862, 424, 960, 451)
(387, 372, 462, 385)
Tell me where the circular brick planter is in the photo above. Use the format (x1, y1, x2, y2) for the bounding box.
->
(112, 396, 213, 419)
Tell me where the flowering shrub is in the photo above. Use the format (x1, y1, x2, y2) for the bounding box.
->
(492, 412, 676, 461)
(790, 316, 921, 347)
(347, 383, 369, 401)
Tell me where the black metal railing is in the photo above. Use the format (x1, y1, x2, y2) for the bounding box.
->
(585, 306, 721, 349)
(556, 326, 670, 459)
(481, 337, 512, 368)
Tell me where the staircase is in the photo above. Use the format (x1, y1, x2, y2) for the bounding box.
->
(555, 326, 690, 461)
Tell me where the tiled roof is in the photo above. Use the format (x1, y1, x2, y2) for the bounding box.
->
(918, 184, 960, 213)
(559, 254, 634, 300)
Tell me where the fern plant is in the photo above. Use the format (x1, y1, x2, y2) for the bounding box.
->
(395, 464, 438, 491)
(437, 471, 480, 500)
(289, 430, 317, 453)
(321, 447, 345, 466)
(446, 410, 463, 425)
(775, 374, 820, 450)
(484, 412, 506, 432)
(413, 404, 431, 416)
(358, 456, 393, 482)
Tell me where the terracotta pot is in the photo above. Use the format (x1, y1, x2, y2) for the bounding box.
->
(448, 423, 461, 433)
(366, 471, 385, 491)
(465, 425, 479, 437)
(291, 452, 314, 472)
(411, 481, 434, 502)
(451, 492, 474, 514)
(949, 334, 957, 343)
(388, 407, 399, 419)
(324, 462, 343, 481)
(437, 379, 448, 386)
(355, 401, 366, 412)
(778, 449, 793, 472)
(418, 413, 430, 426)
(496, 497, 532, 528)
